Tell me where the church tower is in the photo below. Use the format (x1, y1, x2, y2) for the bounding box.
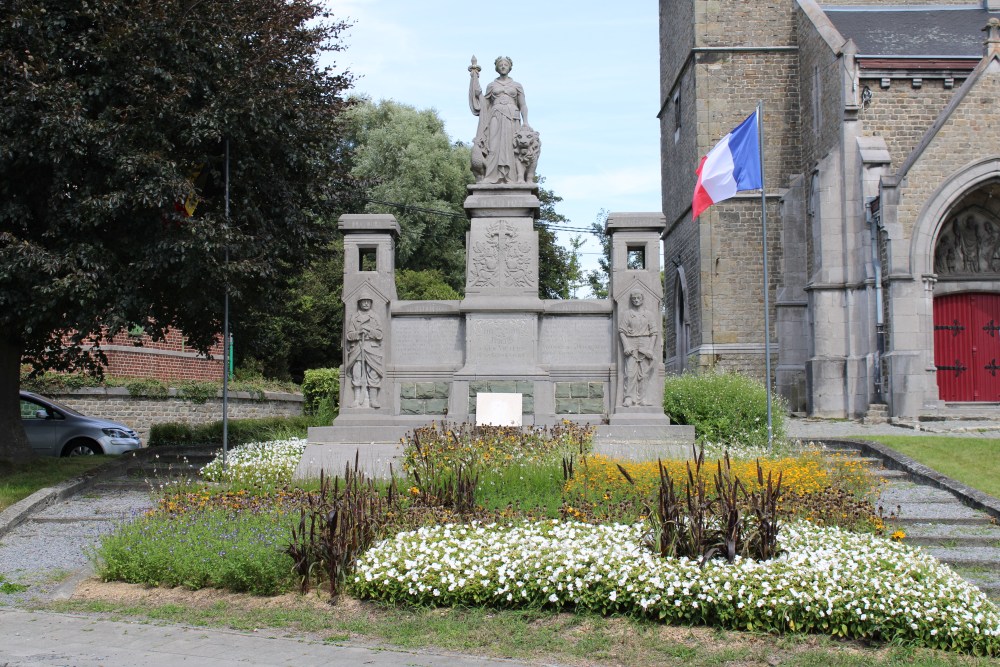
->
(659, 0, 804, 407)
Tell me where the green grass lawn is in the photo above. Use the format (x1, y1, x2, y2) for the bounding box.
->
(0, 457, 108, 511)
(862, 436, 1000, 499)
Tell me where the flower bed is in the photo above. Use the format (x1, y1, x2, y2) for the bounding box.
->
(354, 519, 1000, 656)
(200, 438, 306, 487)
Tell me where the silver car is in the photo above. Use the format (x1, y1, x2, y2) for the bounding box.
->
(19, 391, 143, 457)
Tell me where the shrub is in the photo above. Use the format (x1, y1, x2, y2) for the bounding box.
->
(148, 422, 196, 446)
(125, 378, 169, 398)
(148, 416, 321, 447)
(663, 371, 785, 447)
(177, 380, 218, 404)
(302, 368, 340, 418)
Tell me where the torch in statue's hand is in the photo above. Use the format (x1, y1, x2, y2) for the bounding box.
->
(468, 55, 481, 78)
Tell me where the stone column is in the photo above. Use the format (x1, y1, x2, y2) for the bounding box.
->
(337, 214, 399, 417)
(457, 184, 547, 424)
(607, 213, 674, 435)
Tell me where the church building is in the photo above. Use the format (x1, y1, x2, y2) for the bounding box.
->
(660, 0, 1000, 418)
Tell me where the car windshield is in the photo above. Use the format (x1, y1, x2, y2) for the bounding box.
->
(33, 395, 84, 417)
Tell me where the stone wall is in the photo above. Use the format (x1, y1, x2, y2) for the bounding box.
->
(795, 6, 846, 172)
(896, 70, 1000, 242)
(44, 388, 303, 441)
(859, 78, 963, 173)
(694, 0, 796, 47)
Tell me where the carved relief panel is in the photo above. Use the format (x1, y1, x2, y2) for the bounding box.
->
(935, 208, 1000, 275)
(468, 218, 536, 289)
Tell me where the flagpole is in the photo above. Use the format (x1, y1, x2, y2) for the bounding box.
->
(222, 139, 230, 471)
(756, 101, 774, 450)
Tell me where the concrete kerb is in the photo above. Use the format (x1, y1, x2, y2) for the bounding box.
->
(817, 438, 1000, 523)
(0, 444, 212, 540)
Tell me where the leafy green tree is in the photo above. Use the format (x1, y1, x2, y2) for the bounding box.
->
(345, 100, 472, 292)
(237, 101, 580, 381)
(234, 242, 346, 382)
(586, 210, 612, 299)
(0, 0, 353, 461)
(344, 99, 576, 299)
(536, 181, 578, 300)
(396, 270, 462, 300)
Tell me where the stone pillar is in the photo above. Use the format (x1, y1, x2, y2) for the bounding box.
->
(606, 213, 674, 436)
(457, 183, 546, 423)
(336, 214, 399, 420)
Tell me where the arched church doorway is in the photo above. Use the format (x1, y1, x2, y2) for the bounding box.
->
(932, 182, 1000, 401)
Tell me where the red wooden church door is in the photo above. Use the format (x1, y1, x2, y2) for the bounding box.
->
(934, 292, 1000, 401)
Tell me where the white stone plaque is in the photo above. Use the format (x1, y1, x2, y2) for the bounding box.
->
(476, 393, 522, 426)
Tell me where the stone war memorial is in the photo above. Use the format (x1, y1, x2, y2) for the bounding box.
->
(299, 56, 693, 476)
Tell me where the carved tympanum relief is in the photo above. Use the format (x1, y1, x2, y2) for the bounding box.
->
(935, 208, 1000, 275)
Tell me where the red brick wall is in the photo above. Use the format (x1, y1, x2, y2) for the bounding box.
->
(102, 329, 224, 382)
(52, 328, 225, 382)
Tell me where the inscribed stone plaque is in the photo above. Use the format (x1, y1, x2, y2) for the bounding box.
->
(476, 393, 522, 426)
(539, 316, 613, 365)
(392, 317, 463, 366)
(466, 314, 536, 371)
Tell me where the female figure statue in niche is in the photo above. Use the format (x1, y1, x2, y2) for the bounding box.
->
(468, 55, 534, 184)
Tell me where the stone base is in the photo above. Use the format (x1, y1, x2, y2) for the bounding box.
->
(309, 414, 437, 446)
(596, 407, 695, 449)
(295, 442, 403, 480)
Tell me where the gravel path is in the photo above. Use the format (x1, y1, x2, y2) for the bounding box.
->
(0, 484, 153, 607)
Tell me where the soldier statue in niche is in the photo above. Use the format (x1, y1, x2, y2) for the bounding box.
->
(346, 297, 383, 409)
(619, 291, 658, 407)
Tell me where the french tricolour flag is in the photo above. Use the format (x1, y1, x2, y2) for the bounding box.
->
(691, 111, 762, 219)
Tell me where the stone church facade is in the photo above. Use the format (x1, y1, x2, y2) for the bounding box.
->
(660, 0, 1000, 418)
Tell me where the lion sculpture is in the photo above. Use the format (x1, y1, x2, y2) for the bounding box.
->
(512, 127, 541, 184)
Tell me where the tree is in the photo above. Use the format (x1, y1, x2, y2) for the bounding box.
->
(396, 270, 462, 300)
(235, 101, 581, 381)
(343, 99, 577, 299)
(586, 210, 612, 299)
(344, 100, 472, 292)
(0, 0, 353, 461)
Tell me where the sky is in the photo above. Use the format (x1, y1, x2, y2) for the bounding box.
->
(322, 1, 663, 292)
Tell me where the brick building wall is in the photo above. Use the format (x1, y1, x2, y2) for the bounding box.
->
(660, 0, 800, 383)
(70, 328, 224, 382)
(895, 71, 1000, 241)
(48, 388, 303, 441)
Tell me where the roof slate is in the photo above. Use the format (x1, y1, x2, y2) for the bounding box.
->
(822, 6, 999, 57)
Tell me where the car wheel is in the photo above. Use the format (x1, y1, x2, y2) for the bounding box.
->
(62, 440, 101, 457)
